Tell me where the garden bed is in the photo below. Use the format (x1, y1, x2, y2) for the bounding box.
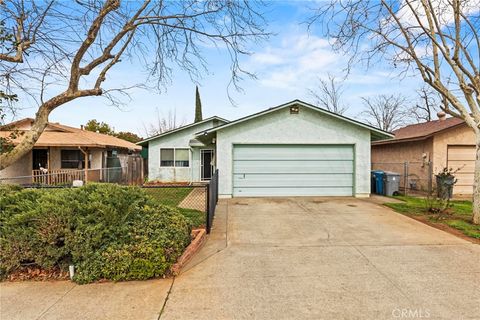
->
(384, 196, 480, 243)
(0, 184, 193, 284)
(5, 229, 207, 282)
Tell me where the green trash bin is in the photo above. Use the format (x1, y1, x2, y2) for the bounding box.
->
(436, 175, 455, 199)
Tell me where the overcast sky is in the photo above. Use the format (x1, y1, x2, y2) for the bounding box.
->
(15, 1, 425, 137)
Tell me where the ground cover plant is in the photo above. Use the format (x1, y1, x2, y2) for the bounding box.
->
(0, 184, 192, 283)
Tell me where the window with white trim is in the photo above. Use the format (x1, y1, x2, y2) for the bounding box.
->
(160, 148, 189, 167)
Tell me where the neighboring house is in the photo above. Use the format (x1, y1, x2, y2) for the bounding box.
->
(372, 113, 475, 195)
(0, 118, 141, 184)
(139, 100, 392, 198)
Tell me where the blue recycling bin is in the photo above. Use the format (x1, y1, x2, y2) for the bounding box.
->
(371, 170, 385, 195)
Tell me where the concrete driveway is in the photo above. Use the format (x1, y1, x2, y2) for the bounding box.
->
(1, 197, 479, 320)
(162, 197, 480, 320)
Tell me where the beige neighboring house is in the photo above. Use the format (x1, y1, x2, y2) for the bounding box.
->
(372, 113, 475, 196)
(0, 118, 141, 185)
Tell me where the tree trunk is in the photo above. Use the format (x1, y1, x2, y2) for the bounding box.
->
(0, 90, 101, 171)
(0, 109, 50, 170)
(474, 137, 480, 224)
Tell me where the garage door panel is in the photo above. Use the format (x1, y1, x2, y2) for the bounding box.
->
(454, 173, 474, 186)
(233, 173, 353, 188)
(233, 160, 354, 174)
(453, 185, 473, 194)
(447, 160, 475, 172)
(447, 145, 475, 195)
(233, 187, 354, 197)
(233, 144, 354, 197)
(447, 146, 475, 161)
(233, 145, 354, 161)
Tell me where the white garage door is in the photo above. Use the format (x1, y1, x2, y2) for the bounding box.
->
(447, 145, 475, 194)
(233, 144, 354, 197)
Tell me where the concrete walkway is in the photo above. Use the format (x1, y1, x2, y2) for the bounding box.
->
(179, 187, 207, 212)
(162, 197, 480, 320)
(1, 197, 479, 320)
(0, 279, 172, 320)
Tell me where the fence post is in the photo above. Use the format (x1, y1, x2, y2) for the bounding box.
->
(428, 161, 433, 195)
(215, 169, 219, 203)
(206, 183, 211, 234)
(403, 162, 409, 196)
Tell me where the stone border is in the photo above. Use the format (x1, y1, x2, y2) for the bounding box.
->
(171, 228, 207, 275)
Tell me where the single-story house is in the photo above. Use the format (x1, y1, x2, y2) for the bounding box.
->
(139, 100, 393, 198)
(138, 116, 229, 182)
(372, 112, 475, 196)
(0, 118, 142, 185)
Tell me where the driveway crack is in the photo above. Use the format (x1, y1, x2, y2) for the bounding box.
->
(352, 245, 415, 305)
(35, 283, 76, 320)
(158, 277, 175, 319)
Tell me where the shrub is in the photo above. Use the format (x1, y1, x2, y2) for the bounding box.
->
(0, 184, 191, 283)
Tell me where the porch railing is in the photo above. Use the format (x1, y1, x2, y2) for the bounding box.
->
(32, 169, 85, 185)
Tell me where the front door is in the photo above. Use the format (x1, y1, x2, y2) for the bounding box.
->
(201, 149, 214, 180)
(32, 149, 48, 170)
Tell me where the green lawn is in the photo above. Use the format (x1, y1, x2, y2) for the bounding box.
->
(143, 187, 194, 206)
(384, 196, 480, 239)
(143, 187, 205, 228)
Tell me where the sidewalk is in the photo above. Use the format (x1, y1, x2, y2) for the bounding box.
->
(0, 279, 172, 320)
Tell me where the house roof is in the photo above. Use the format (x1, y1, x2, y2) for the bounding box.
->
(373, 117, 465, 145)
(137, 116, 229, 145)
(196, 100, 394, 141)
(0, 118, 141, 150)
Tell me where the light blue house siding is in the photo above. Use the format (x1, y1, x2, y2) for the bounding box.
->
(145, 118, 226, 182)
(140, 100, 393, 196)
(215, 106, 373, 198)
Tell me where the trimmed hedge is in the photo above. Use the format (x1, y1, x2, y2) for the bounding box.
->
(0, 184, 191, 284)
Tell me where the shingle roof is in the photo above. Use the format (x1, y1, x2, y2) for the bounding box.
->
(0, 118, 141, 150)
(373, 117, 465, 145)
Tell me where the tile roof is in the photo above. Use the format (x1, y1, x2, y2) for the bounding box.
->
(1, 118, 141, 150)
(373, 117, 465, 145)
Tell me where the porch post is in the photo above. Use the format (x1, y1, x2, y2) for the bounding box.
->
(78, 147, 89, 182)
(47, 147, 51, 185)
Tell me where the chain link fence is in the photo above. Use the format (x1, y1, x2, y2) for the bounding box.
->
(0, 166, 143, 187)
(371, 161, 433, 196)
(142, 185, 208, 212)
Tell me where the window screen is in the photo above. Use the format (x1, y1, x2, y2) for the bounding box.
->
(160, 149, 174, 167)
(61, 150, 84, 169)
(175, 149, 189, 167)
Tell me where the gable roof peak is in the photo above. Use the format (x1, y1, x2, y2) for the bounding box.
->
(196, 99, 393, 141)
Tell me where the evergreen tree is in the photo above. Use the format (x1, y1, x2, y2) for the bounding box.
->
(194, 86, 203, 123)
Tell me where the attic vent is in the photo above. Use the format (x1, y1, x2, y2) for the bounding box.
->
(290, 105, 299, 114)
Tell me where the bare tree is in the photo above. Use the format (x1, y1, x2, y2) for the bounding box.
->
(142, 107, 186, 137)
(360, 94, 409, 132)
(410, 86, 440, 123)
(308, 73, 348, 114)
(0, 0, 268, 169)
(309, 0, 480, 223)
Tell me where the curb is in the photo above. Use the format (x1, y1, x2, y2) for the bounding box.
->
(171, 228, 207, 275)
